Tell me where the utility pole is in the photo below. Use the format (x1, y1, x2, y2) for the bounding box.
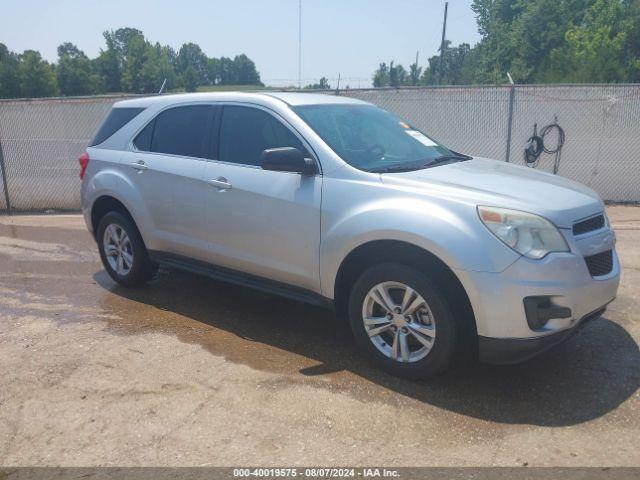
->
(505, 72, 516, 163)
(438, 2, 448, 85)
(298, 0, 302, 89)
(0, 134, 10, 214)
(409, 50, 420, 87)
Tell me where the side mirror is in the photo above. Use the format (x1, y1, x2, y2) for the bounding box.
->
(260, 147, 317, 175)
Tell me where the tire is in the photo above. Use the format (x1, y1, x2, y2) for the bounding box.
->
(97, 211, 157, 287)
(348, 263, 457, 379)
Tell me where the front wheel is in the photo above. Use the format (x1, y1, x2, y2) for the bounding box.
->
(97, 211, 157, 287)
(348, 263, 457, 379)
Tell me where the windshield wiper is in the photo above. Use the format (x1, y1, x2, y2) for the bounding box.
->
(428, 153, 473, 165)
(367, 164, 425, 173)
(368, 154, 472, 173)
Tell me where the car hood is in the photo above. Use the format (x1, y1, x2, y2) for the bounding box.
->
(380, 158, 604, 228)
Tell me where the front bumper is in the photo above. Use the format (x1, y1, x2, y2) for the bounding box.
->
(455, 225, 620, 359)
(478, 304, 608, 364)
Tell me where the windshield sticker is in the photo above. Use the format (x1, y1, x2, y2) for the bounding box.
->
(406, 130, 436, 147)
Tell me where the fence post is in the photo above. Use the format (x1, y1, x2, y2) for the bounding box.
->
(505, 73, 516, 163)
(0, 133, 11, 214)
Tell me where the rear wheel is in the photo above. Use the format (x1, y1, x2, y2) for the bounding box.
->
(348, 263, 456, 379)
(97, 212, 157, 287)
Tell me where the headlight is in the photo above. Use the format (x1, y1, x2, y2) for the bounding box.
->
(478, 206, 569, 259)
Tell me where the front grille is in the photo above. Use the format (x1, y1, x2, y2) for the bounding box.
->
(573, 214, 605, 235)
(585, 250, 613, 277)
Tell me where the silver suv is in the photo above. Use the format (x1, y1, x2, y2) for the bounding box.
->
(81, 92, 620, 378)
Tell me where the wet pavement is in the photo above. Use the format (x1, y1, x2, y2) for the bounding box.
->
(0, 207, 638, 466)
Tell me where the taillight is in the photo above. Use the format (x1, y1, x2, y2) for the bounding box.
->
(79, 152, 89, 179)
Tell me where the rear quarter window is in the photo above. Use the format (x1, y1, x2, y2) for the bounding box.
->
(133, 119, 155, 151)
(91, 107, 145, 146)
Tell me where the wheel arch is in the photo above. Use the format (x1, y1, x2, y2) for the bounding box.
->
(333, 240, 478, 354)
(90, 195, 146, 246)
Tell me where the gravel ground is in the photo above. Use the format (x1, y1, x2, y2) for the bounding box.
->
(0, 207, 638, 467)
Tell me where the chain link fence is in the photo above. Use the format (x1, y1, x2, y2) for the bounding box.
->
(0, 85, 639, 212)
(505, 85, 640, 202)
(340, 84, 640, 202)
(0, 95, 139, 211)
(339, 86, 513, 163)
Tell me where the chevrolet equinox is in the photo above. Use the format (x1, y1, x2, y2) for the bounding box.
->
(81, 92, 620, 378)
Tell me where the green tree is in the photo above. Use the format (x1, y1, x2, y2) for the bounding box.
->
(389, 61, 408, 87)
(470, 0, 526, 82)
(467, 0, 636, 83)
(108, 27, 146, 58)
(96, 28, 150, 93)
(120, 33, 149, 92)
(18, 50, 58, 97)
(207, 57, 221, 85)
(372, 0, 640, 85)
(304, 76, 331, 89)
(218, 56, 237, 84)
(421, 42, 477, 85)
(0, 27, 262, 97)
(94, 33, 121, 92)
(373, 62, 390, 87)
(547, 0, 636, 82)
(95, 28, 146, 93)
(177, 43, 208, 87)
(56, 43, 101, 95)
(408, 61, 422, 86)
(626, 0, 640, 81)
(183, 66, 199, 92)
(0, 43, 21, 98)
(233, 54, 261, 85)
(139, 43, 178, 93)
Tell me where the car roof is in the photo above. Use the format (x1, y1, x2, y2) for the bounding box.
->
(113, 91, 369, 109)
(262, 91, 367, 106)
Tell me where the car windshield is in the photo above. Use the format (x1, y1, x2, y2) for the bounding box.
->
(293, 104, 467, 172)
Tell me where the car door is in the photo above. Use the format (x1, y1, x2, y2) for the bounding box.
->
(203, 104, 322, 292)
(122, 104, 216, 261)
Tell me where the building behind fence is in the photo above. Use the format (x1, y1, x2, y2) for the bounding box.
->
(0, 84, 639, 211)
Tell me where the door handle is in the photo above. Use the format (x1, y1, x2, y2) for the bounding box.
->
(208, 177, 232, 190)
(130, 161, 148, 171)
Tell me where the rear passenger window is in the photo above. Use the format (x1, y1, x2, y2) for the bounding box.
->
(150, 105, 211, 158)
(219, 106, 308, 166)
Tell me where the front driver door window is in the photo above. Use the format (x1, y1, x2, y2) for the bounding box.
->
(218, 104, 309, 165)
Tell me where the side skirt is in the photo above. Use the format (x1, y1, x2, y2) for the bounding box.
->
(148, 250, 333, 310)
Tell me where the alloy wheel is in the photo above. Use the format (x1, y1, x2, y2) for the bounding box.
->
(362, 281, 436, 363)
(102, 223, 134, 276)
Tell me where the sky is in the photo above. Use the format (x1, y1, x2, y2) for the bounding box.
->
(0, 0, 481, 87)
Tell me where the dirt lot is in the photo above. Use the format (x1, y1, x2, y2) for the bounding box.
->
(0, 207, 638, 467)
